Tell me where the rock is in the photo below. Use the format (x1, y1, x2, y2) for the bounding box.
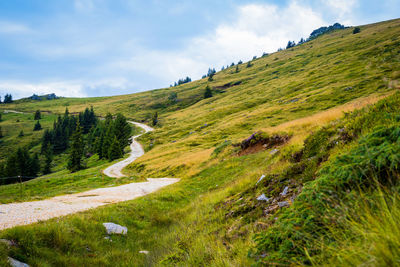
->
(104, 236, 112, 242)
(103, 223, 128, 235)
(139, 250, 149, 254)
(280, 186, 289, 196)
(256, 174, 266, 185)
(0, 239, 13, 247)
(269, 149, 279, 155)
(257, 194, 269, 202)
(278, 201, 289, 208)
(344, 86, 353, 91)
(8, 257, 29, 267)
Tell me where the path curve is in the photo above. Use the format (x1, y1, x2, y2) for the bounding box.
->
(0, 122, 180, 230)
(103, 121, 154, 178)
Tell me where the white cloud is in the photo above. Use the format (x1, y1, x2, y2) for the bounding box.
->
(114, 1, 327, 84)
(325, 0, 358, 24)
(0, 21, 32, 35)
(0, 80, 87, 99)
(74, 0, 95, 12)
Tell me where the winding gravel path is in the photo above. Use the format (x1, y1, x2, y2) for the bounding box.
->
(0, 122, 179, 230)
(103, 121, 154, 178)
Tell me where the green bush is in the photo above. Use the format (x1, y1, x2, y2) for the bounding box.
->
(253, 125, 400, 265)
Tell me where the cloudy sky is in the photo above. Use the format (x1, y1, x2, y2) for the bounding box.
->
(0, 0, 399, 99)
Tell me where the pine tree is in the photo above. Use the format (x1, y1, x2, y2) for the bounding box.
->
(28, 153, 40, 177)
(152, 112, 158, 126)
(67, 122, 84, 172)
(18, 130, 24, 137)
(42, 147, 53, 174)
(0, 126, 3, 138)
(34, 110, 41, 120)
(204, 85, 213, 98)
(3, 94, 12, 103)
(108, 136, 122, 160)
(5, 154, 17, 178)
(102, 124, 114, 159)
(114, 113, 131, 152)
(33, 120, 42, 131)
(235, 65, 240, 73)
(41, 129, 53, 154)
(16, 148, 30, 176)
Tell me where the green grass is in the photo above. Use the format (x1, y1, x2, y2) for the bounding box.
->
(0, 111, 58, 162)
(0, 122, 144, 203)
(0, 19, 399, 266)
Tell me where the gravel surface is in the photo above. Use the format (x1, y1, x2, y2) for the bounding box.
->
(0, 178, 179, 230)
(103, 121, 153, 178)
(0, 121, 180, 230)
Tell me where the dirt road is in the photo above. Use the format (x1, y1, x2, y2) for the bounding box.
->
(103, 121, 153, 178)
(0, 121, 180, 230)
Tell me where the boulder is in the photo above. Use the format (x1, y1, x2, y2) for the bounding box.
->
(278, 201, 289, 208)
(257, 194, 270, 202)
(269, 149, 279, 155)
(280, 186, 289, 196)
(256, 174, 266, 185)
(8, 257, 29, 267)
(103, 223, 128, 235)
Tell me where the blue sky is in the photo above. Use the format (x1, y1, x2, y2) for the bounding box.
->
(0, 0, 399, 99)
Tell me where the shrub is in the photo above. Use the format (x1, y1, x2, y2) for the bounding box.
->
(204, 86, 213, 99)
(353, 27, 361, 34)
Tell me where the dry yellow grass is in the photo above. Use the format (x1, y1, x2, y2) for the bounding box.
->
(262, 92, 395, 145)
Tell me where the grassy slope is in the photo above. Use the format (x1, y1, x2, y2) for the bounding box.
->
(0, 112, 58, 162)
(4, 19, 399, 179)
(0, 19, 399, 266)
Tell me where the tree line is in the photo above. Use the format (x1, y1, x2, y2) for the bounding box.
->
(1, 94, 13, 103)
(0, 107, 132, 184)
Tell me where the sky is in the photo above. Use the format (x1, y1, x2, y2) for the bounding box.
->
(0, 0, 399, 99)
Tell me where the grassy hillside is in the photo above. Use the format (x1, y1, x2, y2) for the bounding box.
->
(3, 19, 399, 179)
(0, 18, 399, 266)
(0, 111, 57, 162)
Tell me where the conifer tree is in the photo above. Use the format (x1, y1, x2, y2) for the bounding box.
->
(34, 110, 41, 120)
(108, 136, 122, 160)
(0, 126, 3, 138)
(42, 147, 53, 174)
(204, 85, 213, 98)
(152, 112, 158, 126)
(67, 122, 84, 172)
(41, 129, 53, 154)
(114, 113, 131, 152)
(102, 124, 114, 159)
(16, 148, 29, 176)
(28, 153, 40, 177)
(18, 130, 24, 137)
(33, 120, 42, 131)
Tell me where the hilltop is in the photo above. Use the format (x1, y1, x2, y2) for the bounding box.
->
(0, 18, 399, 266)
